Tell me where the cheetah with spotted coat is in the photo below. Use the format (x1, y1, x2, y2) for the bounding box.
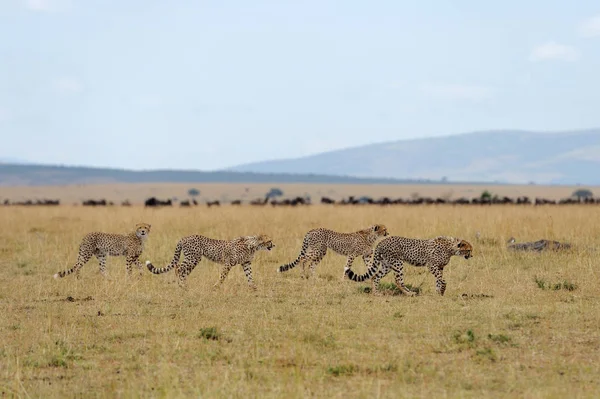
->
(146, 234, 274, 289)
(53, 223, 151, 279)
(344, 236, 473, 296)
(278, 224, 388, 278)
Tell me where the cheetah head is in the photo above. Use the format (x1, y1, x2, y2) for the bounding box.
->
(455, 239, 473, 259)
(135, 223, 151, 239)
(372, 224, 389, 237)
(257, 234, 275, 251)
(245, 234, 275, 251)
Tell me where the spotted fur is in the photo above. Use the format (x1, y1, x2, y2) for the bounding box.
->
(53, 223, 151, 279)
(146, 234, 274, 289)
(278, 224, 388, 278)
(344, 236, 473, 296)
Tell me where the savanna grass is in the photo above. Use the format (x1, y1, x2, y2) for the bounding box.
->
(0, 204, 599, 398)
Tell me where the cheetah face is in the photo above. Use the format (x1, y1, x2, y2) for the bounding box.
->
(257, 235, 275, 251)
(135, 223, 152, 239)
(456, 239, 473, 259)
(373, 224, 389, 237)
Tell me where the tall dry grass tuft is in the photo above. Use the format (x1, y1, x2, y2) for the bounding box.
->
(0, 205, 599, 398)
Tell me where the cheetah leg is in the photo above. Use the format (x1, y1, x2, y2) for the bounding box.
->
(428, 264, 446, 296)
(125, 254, 140, 276)
(361, 250, 372, 268)
(213, 264, 233, 288)
(241, 261, 257, 291)
(371, 263, 391, 296)
(391, 261, 415, 296)
(136, 259, 144, 276)
(95, 253, 108, 278)
(299, 255, 309, 279)
(299, 254, 313, 279)
(176, 258, 198, 289)
(307, 251, 325, 279)
(308, 260, 319, 279)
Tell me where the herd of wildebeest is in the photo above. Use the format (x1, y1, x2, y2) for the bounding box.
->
(1, 192, 599, 207)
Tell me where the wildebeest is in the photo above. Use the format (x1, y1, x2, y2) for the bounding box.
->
(144, 197, 172, 207)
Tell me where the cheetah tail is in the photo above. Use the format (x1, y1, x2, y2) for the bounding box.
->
(53, 268, 74, 279)
(277, 235, 309, 273)
(344, 258, 378, 282)
(146, 241, 182, 274)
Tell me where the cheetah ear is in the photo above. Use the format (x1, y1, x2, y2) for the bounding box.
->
(457, 240, 467, 248)
(374, 225, 381, 231)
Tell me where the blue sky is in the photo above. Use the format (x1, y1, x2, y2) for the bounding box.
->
(0, 0, 599, 170)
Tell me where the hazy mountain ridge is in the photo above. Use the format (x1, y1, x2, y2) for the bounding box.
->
(0, 164, 453, 187)
(2, 129, 598, 186)
(228, 129, 600, 184)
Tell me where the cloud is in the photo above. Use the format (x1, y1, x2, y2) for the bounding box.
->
(24, 0, 50, 11)
(419, 83, 494, 101)
(579, 15, 600, 38)
(54, 77, 84, 94)
(529, 42, 579, 62)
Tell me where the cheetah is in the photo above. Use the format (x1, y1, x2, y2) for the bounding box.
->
(344, 236, 472, 296)
(53, 223, 151, 279)
(145, 234, 274, 290)
(278, 224, 388, 278)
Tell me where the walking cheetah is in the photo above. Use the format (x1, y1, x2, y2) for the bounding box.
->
(278, 224, 388, 278)
(53, 223, 151, 279)
(146, 234, 274, 289)
(344, 236, 472, 296)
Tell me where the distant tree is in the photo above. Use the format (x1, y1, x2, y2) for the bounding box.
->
(358, 196, 371, 204)
(441, 176, 448, 183)
(480, 190, 492, 200)
(188, 188, 200, 197)
(266, 188, 284, 199)
(572, 189, 593, 199)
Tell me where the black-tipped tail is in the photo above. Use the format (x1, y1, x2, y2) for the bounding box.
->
(344, 263, 377, 282)
(278, 236, 309, 273)
(53, 268, 74, 279)
(147, 241, 182, 275)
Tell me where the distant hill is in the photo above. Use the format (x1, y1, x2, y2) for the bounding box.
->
(0, 163, 453, 187)
(227, 129, 600, 185)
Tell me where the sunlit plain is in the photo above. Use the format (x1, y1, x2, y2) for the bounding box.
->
(1, 203, 599, 398)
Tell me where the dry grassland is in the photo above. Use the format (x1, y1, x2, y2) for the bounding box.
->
(0, 204, 599, 398)
(1, 182, 596, 204)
